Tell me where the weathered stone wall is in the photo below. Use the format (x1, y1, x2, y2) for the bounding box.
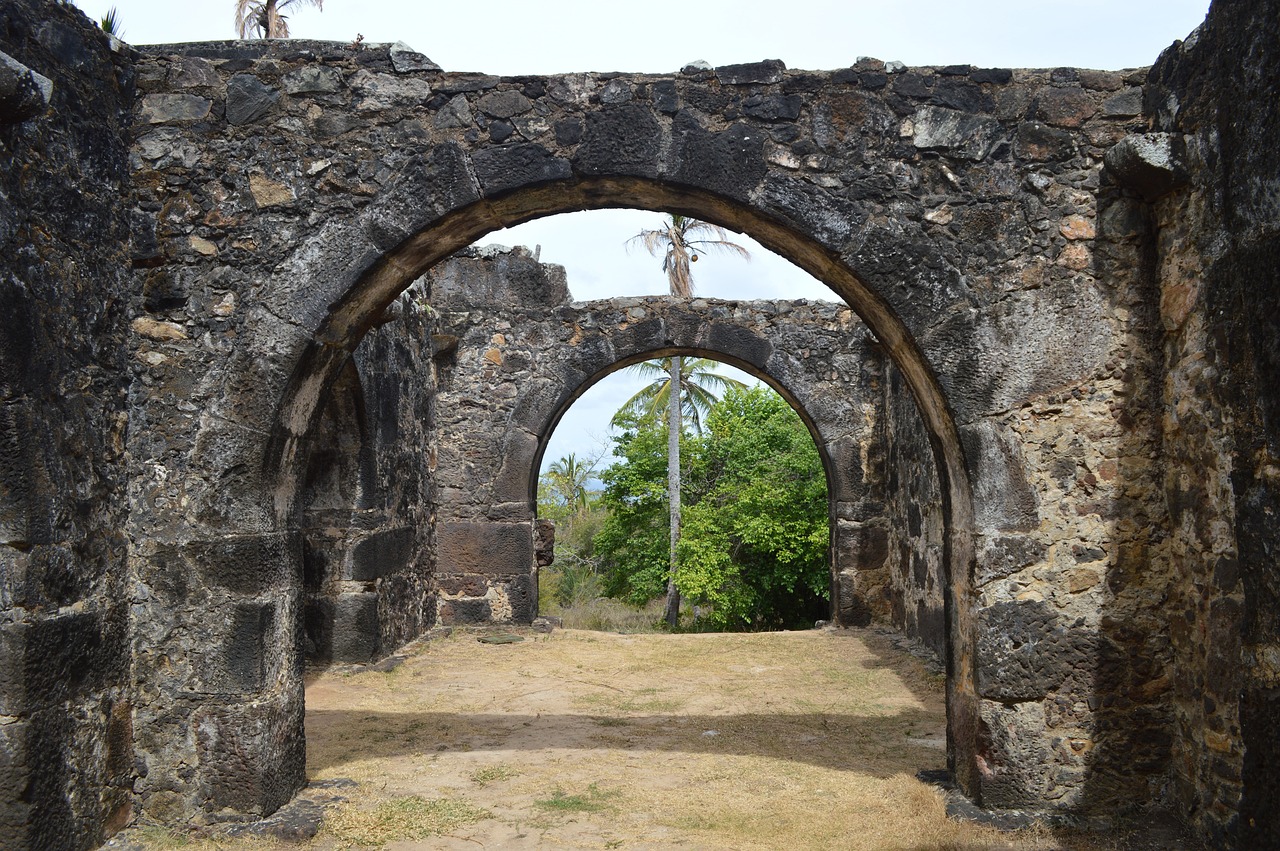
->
(1139, 1, 1280, 845)
(299, 287, 437, 665)
(427, 247, 887, 627)
(882, 363, 947, 658)
(0, 2, 135, 848)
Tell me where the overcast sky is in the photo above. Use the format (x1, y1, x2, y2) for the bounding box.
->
(70, 0, 1211, 478)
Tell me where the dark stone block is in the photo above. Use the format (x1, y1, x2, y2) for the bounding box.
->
(131, 211, 163, 267)
(930, 79, 992, 113)
(706, 322, 771, 369)
(24, 708, 76, 850)
(610, 317, 667, 356)
(837, 522, 889, 571)
(976, 600, 1092, 701)
(350, 527, 415, 581)
(1102, 133, 1189, 201)
(554, 117, 583, 146)
(439, 597, 492, 625)
(715, 59, 785, 85)
(1034, 86, 1096, 128)
(225, 74, 279, 125)
(505, 575, 535, 623)
(471, 143, 571, 196)
(488, 120, 513, 143)
(2, 609, 128, 714)
(836, 572, 872, 627)
(960, 422, 1039, 533)
(573, 104, 662, 178)
(491, 429, 540, 503)
(223, 603, 273, 692)
(195, 696, 306, 816)
(193, 534, 298, 596)
(741, 94, 803, 122)
(976, 536, 1048, 586)
(893, 73, 933, 99)
(971, 68, 1013, 85)
(672, 112, 767, 202)
(331, 593, 379, 662)
(0, 718, 32, 841)
(1014, 120, 1076, 161)
(436, 521, 533, 577)
(651, 80, 678, 113)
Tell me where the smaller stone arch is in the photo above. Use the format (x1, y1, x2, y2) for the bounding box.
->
(426, 247, 896, 630)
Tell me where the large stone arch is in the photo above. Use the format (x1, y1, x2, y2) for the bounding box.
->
(119, 40, 1163, 828)
(257, 177, 985, 802)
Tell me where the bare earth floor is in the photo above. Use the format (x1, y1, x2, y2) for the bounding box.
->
(121, 627, 1195, 849)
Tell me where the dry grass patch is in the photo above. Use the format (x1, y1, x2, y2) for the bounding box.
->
(325, 795, 490, 847)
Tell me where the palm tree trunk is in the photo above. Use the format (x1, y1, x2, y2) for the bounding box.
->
(663, 355, 682, 627)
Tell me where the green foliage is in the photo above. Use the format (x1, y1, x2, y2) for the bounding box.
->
(540, 452, 598, 513)
(593, 386, 829, 630)
(611, 357, 747, 434)
(99, 6, 122, 36)
(678, 386, 830, 630)
(594, 417, 688, 606)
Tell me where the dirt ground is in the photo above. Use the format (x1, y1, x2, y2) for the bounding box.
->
(124, 627, 1185, 850)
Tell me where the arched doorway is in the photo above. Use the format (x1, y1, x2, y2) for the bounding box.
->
(264, 180, 979, 800)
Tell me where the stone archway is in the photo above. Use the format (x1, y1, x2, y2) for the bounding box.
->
(121, 42, 1163, 825)
(423, 247, 901, 633)
(260, 181, 983, 807)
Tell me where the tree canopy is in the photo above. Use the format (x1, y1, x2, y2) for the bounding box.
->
(595, 385, 829, 630)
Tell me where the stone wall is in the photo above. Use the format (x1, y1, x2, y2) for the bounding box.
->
(882, 363, 947, 658)
(1140, 0, 1280, 845)
(0, 1, 135, 848)
(299, 287, 437, 665)
(114, 32, 1176, 820)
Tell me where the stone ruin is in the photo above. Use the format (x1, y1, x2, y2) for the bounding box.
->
(0, 0, 1277, 847)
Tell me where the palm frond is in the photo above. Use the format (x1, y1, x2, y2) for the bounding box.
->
(626, 215, 748, 298)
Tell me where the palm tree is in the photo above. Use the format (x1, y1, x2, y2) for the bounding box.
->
(611, 358, 746, 436)
(625, 215, 750, 626)
(235, 0, 323, 39)
(544, 452, 597, 513)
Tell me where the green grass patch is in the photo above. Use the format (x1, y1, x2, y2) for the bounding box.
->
(534, 783, 619, 814)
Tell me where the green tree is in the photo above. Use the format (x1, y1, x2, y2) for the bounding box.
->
(677, 386, 829, 630)
(612, 357, 746, 436)
(594, 414, 688, 607)
(626, 215, 749, 626)
(542, 452, 597, 513)
(537, 453, 606, 609)
(594, 387, 829, 631)
(235, 0, 323, 39)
